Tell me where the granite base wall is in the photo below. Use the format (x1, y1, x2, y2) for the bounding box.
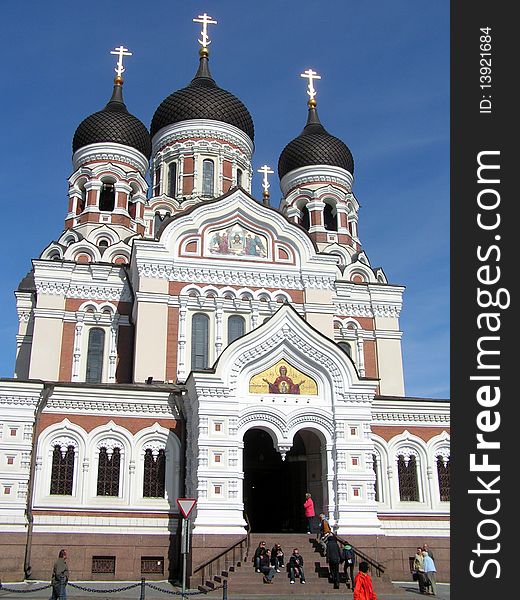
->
(0, 533, 179, 582)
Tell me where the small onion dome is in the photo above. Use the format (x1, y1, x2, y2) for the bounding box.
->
(278, 105, 354, 179)
(151, 51, 254, 142)
(17, 270, 36, 292)
(73, 77, 151, 159)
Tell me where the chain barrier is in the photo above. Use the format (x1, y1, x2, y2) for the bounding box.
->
(68, 582, 142, 593)
(0, 580, 226, 598)
(145, 581, 224, 596)
(0, 583, 51, 593)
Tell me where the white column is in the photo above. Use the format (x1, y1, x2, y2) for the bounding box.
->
(357, 336, 366, 377)
(215, 300, 224, 357)
(177, 297, 188, 381)
(218, 152, 224, 196)
(107, 316, 119, 383)
(178, 155, 184, 199)
(72, 315, 84, 381)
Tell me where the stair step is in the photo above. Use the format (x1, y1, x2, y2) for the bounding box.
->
(194, 532, 399, 596)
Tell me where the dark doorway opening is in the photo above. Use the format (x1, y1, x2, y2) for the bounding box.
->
(243, 429, 309, 533)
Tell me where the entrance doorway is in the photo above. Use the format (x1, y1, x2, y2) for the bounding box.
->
(243, 428, 323, 532)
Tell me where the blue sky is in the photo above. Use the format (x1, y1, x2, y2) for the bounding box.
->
(0, 1, 449, 398)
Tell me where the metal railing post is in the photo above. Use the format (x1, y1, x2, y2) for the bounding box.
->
(139, 577, 146, 600)
(222, 579, 228, 600)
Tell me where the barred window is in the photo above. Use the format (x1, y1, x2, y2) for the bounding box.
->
(397, 454, 419, 501)
(436, 455, 450, 501)
(143, 449, 166, 498)
(50, 445, 75, 495)
(141, 556, 164, 575)
(97, 447, 121, 496)
(92, 556, 116, 574)
(191, 313, 209, 369)
(228, 315, 245, 344)
(372, 453, 380, 502)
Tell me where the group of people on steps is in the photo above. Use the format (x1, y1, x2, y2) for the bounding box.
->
(253, 540, 306, 584)
(252, 492, 378, 598)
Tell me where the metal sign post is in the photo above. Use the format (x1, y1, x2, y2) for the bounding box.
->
(177, 498, 197, 599)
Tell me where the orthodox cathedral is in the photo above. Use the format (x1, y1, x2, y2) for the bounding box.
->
(0, 15, 449, 584)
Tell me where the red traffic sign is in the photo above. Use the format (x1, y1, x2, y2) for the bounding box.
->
(177, 497, 197, 518)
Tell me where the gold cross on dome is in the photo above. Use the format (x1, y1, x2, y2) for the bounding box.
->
(258, 165, 274, 195)
(300, 68, 321, 101)
(193, 13, 218, 48)
(110, 45, 132, 77)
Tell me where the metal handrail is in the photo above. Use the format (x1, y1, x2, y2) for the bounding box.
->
(333, 534, 386, 577)
(192, 514, 251, 588)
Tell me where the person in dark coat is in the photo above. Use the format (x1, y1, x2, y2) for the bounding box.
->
(288, 548, 306, 584)
(270, 543, 284, 571)
(326, 535, 342, 589)
(253, 541, 268, 572)
(259, 549, 276, 583)
(343, 542, 356, 588)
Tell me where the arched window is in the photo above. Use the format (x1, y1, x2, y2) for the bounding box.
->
(86, 328, 105, 383)
(338, 341, 352, 357)
(202, 160, 215, 197)
(397, 454, 419, 501)
(99, 183, 115, 212)
(372, 453, 380, 502)
(50, 445, 75, 495)
(324, 203, 337, 231)
(153, 167, 161, 196)
(168, 163, 177, 197)
(97, 447, 121, 496)
(78, 182, 87, 214)
(236, 169, 243, 187)
(300, 204, 310, 230)
(143, 449, 166, 498)
(228, 315, 245, 344)
(191, 313, 209, 369)
(153, 212, 171, 237)
(436, 455, 450, 501)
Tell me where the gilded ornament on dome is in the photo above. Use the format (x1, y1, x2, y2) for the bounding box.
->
(249, 360, 318, 395)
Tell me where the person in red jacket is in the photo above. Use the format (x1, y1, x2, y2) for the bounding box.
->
(353, 561, 377, 600)
(303, 492, 315, 533)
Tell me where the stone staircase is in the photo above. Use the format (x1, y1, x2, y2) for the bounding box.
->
(197, 533, 397, 596)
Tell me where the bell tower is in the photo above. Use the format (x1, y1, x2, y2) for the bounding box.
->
(279, 70, 360, 256)
(66, 46, 151, 242)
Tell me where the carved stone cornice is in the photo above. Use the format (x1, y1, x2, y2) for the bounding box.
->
(372, 412, 450, 424)
(35, 281, 132, 302)
(137, 263, 334, 290)
(0, 394, 40, 408)
(334, 302, 402, 318)
(45, 397, 177, 416)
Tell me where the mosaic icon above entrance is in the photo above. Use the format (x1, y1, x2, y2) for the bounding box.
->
(206, 223, 268, 258)
(249, 360, 318, 395)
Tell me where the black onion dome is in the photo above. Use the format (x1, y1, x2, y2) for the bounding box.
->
(73, 81, 151, 159)
(151, 55, 254, 141)
(278, 107, 354, 179)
